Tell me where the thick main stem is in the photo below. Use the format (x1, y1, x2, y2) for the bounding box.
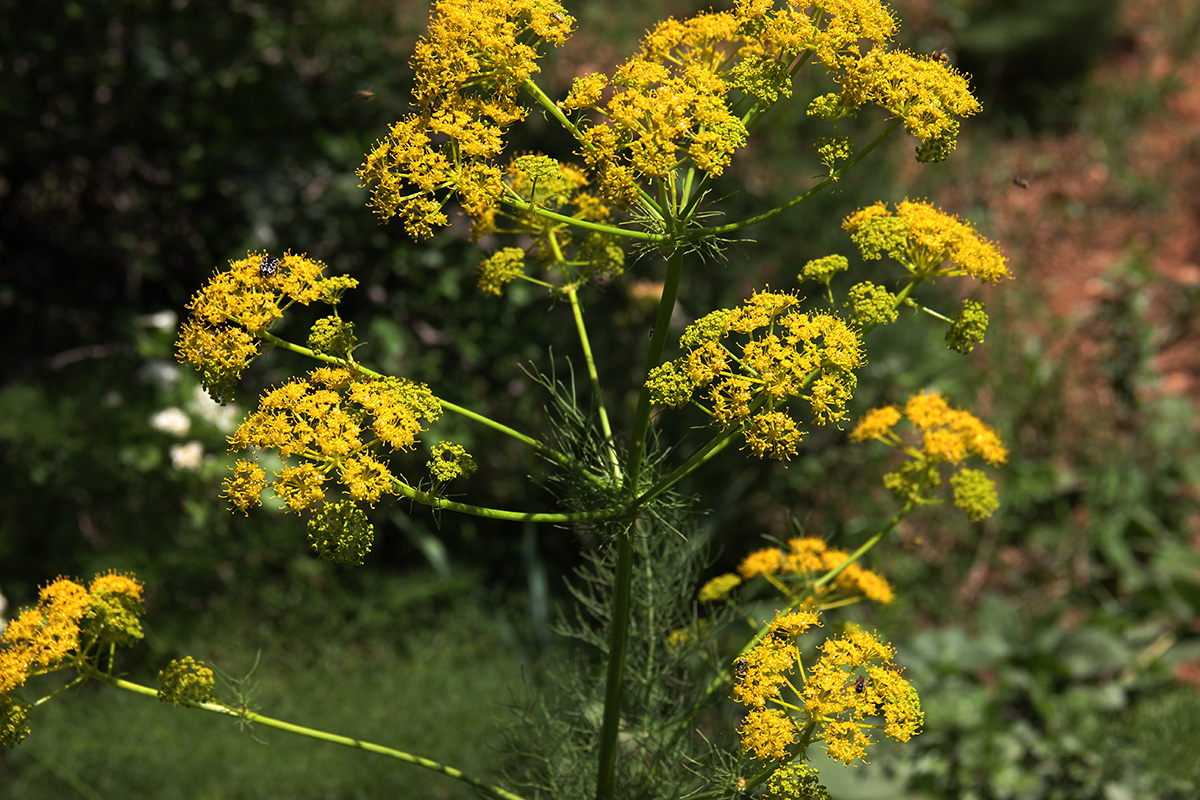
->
(596, 246, 685, 800)
(624, 246, 686, 490)
(594, 521, 636, 800)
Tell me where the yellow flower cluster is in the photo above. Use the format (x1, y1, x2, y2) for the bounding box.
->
(839, 49, 980, 161)
(357, 0, 574, 237)
(850, 390, 1006, 520)
(733, 610, 921, 764)
(800, 627, 922, 764)
(843, 200, 1010, 284)
(733, 610, 821, 761)
(563, 10, 751, 202)
(1, 572, 145, 747)
(176, 251, 346, 403)
(225, 366, 443, 516)
(738, 536, 895, 606)
(560, 0, 948, 201)
(697, 572, 744, 603)
(645, 291, 864, 460)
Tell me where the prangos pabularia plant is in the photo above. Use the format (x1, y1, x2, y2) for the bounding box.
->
(9, 2, 1011, 799)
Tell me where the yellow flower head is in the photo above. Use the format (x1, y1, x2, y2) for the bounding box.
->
(0, 578, 89, 697)
(732, 611, 816, 710)
(738, 706, 798, 761)
(842, 50, 980, 161)
(739, 536, 895, 607)
(739, 547, 785, 579)
(226, 368, 442, 514)
(176, 251, 335, 403)
(853, 390, 1006, 518)
(647, 291, 864, 460)
(698, 573, 743, 603)
(849, 405, 902, 442)
(801, 627, 922, 764)
(732, 608, 821, 760)
(84, 571, 145, 648)
(564, 8, 757, 201)
(359, 0, 572, 237)
(843, 200, 1010, 283)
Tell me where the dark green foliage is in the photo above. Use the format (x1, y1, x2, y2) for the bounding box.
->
(929, 0, 1123, 131)
(504, 523, 747, 800)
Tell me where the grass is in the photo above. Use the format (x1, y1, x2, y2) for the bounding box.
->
(1, 575, 528, 800)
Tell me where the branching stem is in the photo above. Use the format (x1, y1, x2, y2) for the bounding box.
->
(88, 671, 530, 800)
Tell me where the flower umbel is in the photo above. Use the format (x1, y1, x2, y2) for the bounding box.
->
(738, 536, 895, 607)
(176, 251, 338, 403)
(1, 572, 147, 746)
(226, 367, 442, 514)
(850, 389, 1007, 519)
(843, 200, 1010, 284)
(646, 291, 864, 459)
(357, 0, 574, 237)
(801, 627, 922, 764)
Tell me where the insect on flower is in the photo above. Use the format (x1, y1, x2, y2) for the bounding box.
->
(735, 658, 749, 684)
(260, 255, 280, 278)
(842, 671, 867, 696)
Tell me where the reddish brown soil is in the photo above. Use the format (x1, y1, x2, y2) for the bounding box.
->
(951, 0, 1200, 403)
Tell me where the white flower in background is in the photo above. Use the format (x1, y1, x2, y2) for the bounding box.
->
(0, 588, 7, 634)
(187, 383, 239, 432)
(138, 360, 182, 390)
(137, 309, 179, 332)
(150, 407, 191, 437)
(170, 441, 205, 471)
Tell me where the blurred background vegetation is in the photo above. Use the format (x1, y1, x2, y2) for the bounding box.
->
(2, 0, 1199, 797)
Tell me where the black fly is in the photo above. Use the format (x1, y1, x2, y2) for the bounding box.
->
(260, 255, 280, 278)
(735, 658, 749, 685)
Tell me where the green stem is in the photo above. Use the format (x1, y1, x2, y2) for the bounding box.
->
(633, 424, 740, 508)
(498, 194, 662, 242)
(813, 501, 914, 590)
(90, 672, 528, 800)
(705, 118, 903, 237)
(624, 246, 686, 492)
(257, 330, 589, 480)
(595, 521, 636, 800)
(565, 286, 622, 482)
(391, 479, 620, 524)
